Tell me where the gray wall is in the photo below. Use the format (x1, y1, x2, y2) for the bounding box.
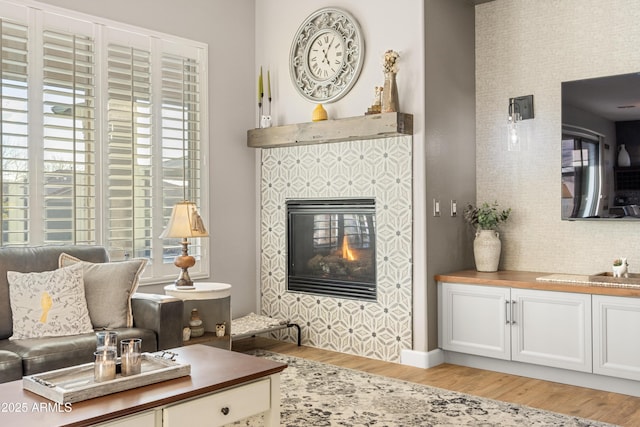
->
(424, 0, 476, 350)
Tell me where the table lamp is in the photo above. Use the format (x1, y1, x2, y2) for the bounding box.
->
(160, 201, 208, 289)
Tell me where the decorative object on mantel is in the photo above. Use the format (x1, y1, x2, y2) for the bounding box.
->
(289, 8, 364, 103)
(381, 50, 400, 113)
(612, 258, 629, 278)
(258, 67, 272, 128)
(312, 103, 328, 121)
(464, 201, 511, 272)
(618, 144, 631, 167)
(366, 86, 382, 115)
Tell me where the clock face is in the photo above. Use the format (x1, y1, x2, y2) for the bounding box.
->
(290, 8, 364, 103)
(306, 30, 345, 81)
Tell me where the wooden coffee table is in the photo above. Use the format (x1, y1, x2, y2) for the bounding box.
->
(0, 344, 286, 427)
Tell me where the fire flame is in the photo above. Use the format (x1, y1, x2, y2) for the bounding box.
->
(342, 236, 356, 261)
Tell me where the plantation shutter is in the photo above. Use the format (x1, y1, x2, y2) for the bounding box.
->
(0, 18, 29, 245)
(42, 28, 96, 244)
(160, 53, 203, 266)
(0, 1, 208, 283)
(105, 40, 152, 260)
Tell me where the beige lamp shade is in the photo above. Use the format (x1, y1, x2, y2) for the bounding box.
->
(160, 201, 208, 239)
(160, 201, 208, 288)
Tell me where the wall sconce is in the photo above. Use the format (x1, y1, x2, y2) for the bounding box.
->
(507, 95, 534, 151)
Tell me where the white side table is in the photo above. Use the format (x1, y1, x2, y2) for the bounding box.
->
(165, 282, 232, 350)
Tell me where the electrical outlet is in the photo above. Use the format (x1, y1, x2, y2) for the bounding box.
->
(433, 199, 441, 217)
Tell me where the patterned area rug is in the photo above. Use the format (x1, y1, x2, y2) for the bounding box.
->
(232, 351, 616, 427)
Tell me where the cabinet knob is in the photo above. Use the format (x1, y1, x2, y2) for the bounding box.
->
(221, 406, 230, 416)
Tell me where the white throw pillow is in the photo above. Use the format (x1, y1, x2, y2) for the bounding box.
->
(8, 263, 94, 340)
(59, 254, 147, 329)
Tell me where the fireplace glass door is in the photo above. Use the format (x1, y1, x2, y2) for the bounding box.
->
(286, 199, 376, 300)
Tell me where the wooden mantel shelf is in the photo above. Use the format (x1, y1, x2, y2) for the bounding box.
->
(247, 112, 413, 149)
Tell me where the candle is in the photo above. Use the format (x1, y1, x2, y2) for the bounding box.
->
(94, 350, 116, 382)
(267, 69, 271, 99)
(121, 338, 142, 376)
(258, 67, 263, 104)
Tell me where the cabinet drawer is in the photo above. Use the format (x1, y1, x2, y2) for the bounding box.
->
(163, 378, 270, 426)
(95, 410, 158, 427)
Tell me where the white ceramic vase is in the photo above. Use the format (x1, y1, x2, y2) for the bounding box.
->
(618, 144, 631, 167)
(473, 229, 501, 272)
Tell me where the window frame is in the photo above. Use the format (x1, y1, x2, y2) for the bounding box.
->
(0, 0, 210, 285)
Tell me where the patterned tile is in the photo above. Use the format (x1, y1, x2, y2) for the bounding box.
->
(259, 136, 413, 362)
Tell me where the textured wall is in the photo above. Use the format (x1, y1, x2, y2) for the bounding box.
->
(476, 0, 640, 274)
(260, 136, 413, 362)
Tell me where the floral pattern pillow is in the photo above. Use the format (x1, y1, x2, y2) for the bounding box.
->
(8, 263, 94, 340)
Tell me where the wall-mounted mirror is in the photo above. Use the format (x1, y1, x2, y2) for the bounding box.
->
(562, 72, 640, 220)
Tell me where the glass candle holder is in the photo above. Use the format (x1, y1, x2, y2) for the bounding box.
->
(96, 331, 118, 353)
(94, 350, 117, 382)
(120, 338, 142, 376)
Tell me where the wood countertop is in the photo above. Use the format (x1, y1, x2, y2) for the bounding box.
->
(435, 270, 640, 297)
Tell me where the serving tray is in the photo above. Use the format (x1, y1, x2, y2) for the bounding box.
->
(23, 352, 191, 404)
(588, 272, 640, 288)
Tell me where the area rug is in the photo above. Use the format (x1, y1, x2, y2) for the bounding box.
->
(232, 351, 616, 427)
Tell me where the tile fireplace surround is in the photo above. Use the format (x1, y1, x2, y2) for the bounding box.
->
(260, 135, 413, 362)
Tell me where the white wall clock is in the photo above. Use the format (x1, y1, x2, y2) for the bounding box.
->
(289, 8, 364, 103)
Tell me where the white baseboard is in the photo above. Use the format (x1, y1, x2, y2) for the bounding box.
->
(445, 351, 640, 398)
(400, 348, 444, 368)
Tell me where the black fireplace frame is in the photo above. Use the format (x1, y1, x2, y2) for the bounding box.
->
(286, 198, 377, 301)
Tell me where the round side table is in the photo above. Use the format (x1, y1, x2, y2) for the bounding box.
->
(164, 282, 232, 349)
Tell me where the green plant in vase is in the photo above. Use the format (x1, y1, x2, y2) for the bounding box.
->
(463, 201, 511, 272)
(463, 202, 511, 230)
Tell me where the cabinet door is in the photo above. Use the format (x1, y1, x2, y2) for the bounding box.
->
(511, 289, 592, 372)
(438, 282, 511, 360)
(593, 295, 640, 380)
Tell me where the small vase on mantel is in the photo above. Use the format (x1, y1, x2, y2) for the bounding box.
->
(381, 72, 399, 113)
(473, 230, 501, 272)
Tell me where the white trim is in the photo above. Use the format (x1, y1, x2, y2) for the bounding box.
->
(444, 350, 640, 398)
(4, 0, 206, 49)
(400, 348, 444, 369)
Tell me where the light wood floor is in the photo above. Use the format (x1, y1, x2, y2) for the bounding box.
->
(232, 337, 640, 426)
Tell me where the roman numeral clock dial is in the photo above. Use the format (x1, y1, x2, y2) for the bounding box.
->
(308, 31, 345, 81)
(290, 8, 364, 103)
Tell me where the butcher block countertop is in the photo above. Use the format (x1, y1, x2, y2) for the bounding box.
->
(435, 270, 640, 298)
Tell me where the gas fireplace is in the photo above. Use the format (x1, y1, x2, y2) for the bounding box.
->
(286, 198, 376, 301)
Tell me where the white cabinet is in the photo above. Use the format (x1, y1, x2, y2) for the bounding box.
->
(439, 282, 592, 372)
(438, 282, 511, 359)
(511, 288, 591, 372)
(163, 378, 271, 426)
(97, 376, 278, 427)
(593, 295, 640, 380)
